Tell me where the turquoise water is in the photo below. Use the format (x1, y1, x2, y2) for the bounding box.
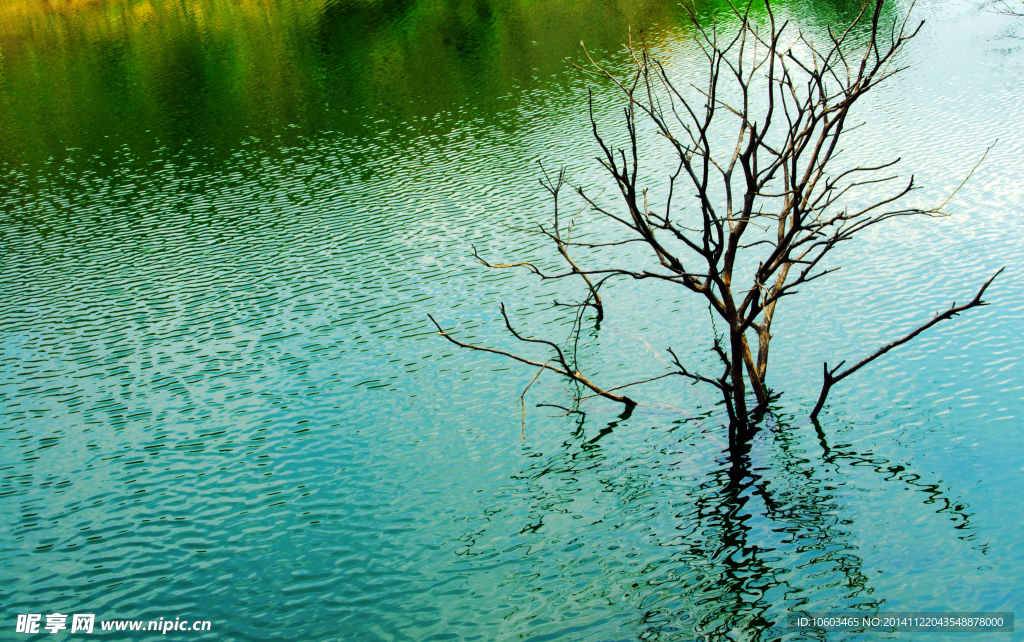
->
(1, 0, 1022, 640)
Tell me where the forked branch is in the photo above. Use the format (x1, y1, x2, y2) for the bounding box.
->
(991, 0, 1023, 16)
(810, 268, 1004, 420)
(427, 309, 641, 408)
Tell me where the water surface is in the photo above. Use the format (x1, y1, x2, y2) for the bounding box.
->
(1, 0, 1022, 640)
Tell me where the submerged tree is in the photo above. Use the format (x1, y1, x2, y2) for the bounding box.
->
(429, 0, 1001, 445)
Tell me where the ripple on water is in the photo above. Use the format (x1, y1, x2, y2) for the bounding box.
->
(2, 1, 1024, 640)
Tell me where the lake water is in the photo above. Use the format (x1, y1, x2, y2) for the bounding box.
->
(1, 0, 1022, 640)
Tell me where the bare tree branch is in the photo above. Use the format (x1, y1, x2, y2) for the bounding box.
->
(428, 311, 639, 408)
(810, 269, 1004, 420)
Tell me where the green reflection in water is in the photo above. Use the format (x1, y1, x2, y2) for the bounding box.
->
(0, 0, 890, 167)
(0, 0, 697, 166)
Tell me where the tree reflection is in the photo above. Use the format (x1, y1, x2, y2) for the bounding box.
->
(0, 0, 897, 166)
(0, 0, 689, 166)
(454, 408, 984, 640)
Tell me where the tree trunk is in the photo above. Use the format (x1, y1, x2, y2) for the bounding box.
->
(729, 328, 748, 430)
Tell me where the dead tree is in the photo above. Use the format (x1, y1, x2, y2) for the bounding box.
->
(430, 0, 1001, 442)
